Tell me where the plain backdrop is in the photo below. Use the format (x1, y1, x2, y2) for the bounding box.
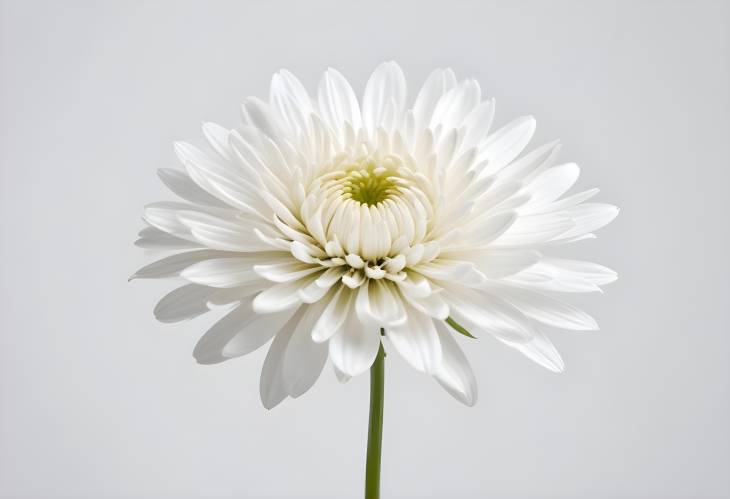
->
(1, 1, 729, 498)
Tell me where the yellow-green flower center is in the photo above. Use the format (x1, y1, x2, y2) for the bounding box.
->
(342, 162, 397, 206)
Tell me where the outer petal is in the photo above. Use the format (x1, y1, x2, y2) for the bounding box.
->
(433, 321, 478, 406)
(328, 307, 381, 377)
(317, 68, 362, 133)
(479, 116, 536, 175)
(259, 308, 306, 409)
(130, 250, 233, 280)
(157, 168, 229, 208)
(412, 68, 457, 132)
(281, 301, 330, 397)
(442, 286, 536, 343)
(193, 298, 298, 365)
(495, 286, 599, 331)
(154, 284, 216, 323)
(497, 328, 565, 373)
(134, 226, 202, 250)
(181, 257, 262, 288)
(362, 61, 406, 134)
(253, 273, 320, 313)
(386, 305, 442, 373)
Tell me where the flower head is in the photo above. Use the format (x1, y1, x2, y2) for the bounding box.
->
(133, 62, 618, 408)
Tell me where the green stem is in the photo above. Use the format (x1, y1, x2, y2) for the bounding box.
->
(365, 341, 385, 499)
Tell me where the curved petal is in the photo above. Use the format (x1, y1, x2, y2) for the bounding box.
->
(130, 250, 232, 280)
(433, 321, 478, 406)
(194, 301, 298, 365)
(495, 286, 598, 331)
(157, 168, 230, 208)
(317, 67, 362, 133)
(259, 308, 305, 409)
(386, 305, 442, 373)
(362, 61, 406, 134)
(252, 273, 320, 313)
(281, 301, 330, 397)
(328, 308, 381, 377)
(479, 116, 536, 175)
(154, 284, 215, 323)
(497, 328, 564, 373)
(442, 286, 536, 343)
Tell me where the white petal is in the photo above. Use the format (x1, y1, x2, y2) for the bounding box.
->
(202, 122, 233, 161)
(282, 302, 330, 397)
(260, 308, 305, 409)
(433, 321, 478, 406)
(553, 203, 619, 241)
(135, 226, 201, 250)
(495, 286, 598, 330)
(181, 257, 262, 288)
(157, 168, 229, 208)
(386, 305, 442, 373)
(356, 280, 407, 327)
(241, 97, 277, 139)
(442, 286, 535, 343)
(142, 202, 196, 241)
(463, 211, 518, 247)
(317, 68, 362, 133)
(505, 258, 616, 293)
(545, 258, 618, 285)
(253, 274, 320, 313)
(412, 68, 457, 132)
(415, 260, 485, 286)
(130, 250, 231, 280)
(328, 308, 381, 377)
(362, 61, 406, 133)
(521, 163, 580, 209)
(493, 212, 573, 247)
(461, 99, 495, 149)
(430, 79, 481, 130)
(312, 286, 354, 342)
(254, 261, 322, 283)
(177, 210, 274, 253)
(194, 301, 297, 365)
(479, 116, 536, 175)
(398, 283, 449, 320)
(498, 140, 561, 181)
(154, 284, 215, 323)
(447, 248, 541, 278)
(497, 328, 564, 373)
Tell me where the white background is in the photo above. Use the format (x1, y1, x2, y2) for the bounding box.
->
(1, 1, 728, 498)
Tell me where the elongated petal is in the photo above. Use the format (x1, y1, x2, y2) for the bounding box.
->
(181, 258, 261, 288)
(328, 308, 381, 376)
(442, 286, 536, 343)
(282, 301, 330, 397)
(130, 250, 231, 280)
(312, 286, 354, 342)
(497, 328, 564, 373)
(135, 226, 202, 250)
(386, 305, 442, 373)
(157, 168, 229, 208)
(154, 284, 216, 323)
(253, 274, 320, 313)
(362, 61, 406, 133)
(494, 286, 598, 330)
(318, 67, 362, 132)
(260, 309, 305, 409)
(177, 210, 274, 252)
(479, 116, 536, 175)
(433, 321, 478, 406)
(194, 301, 298, 365)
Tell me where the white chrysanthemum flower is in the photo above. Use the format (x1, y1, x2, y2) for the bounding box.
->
(133, 62, 617, 409)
